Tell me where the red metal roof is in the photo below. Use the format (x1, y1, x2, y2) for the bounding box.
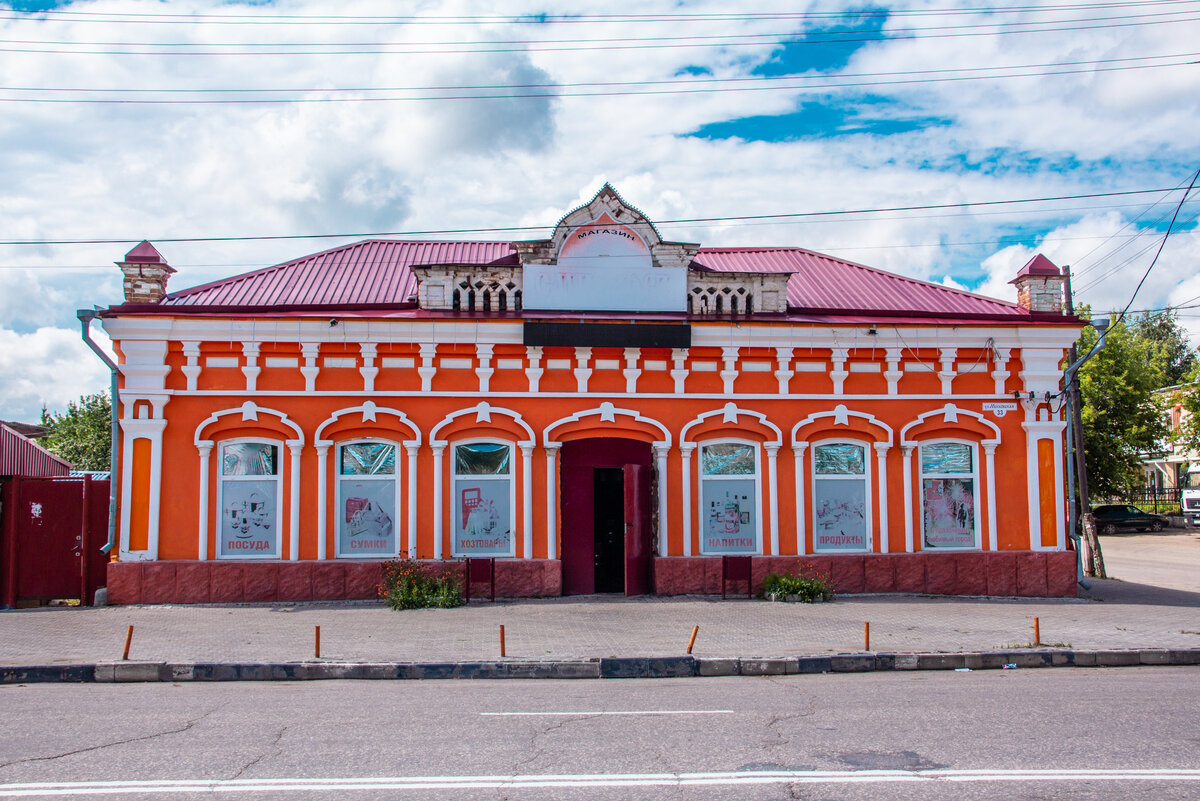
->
(123, 240, 173, 268)
(0, 424, 73, 478)
(145, 238, 1026, 320)
(693, 247, 1025, 317)
(163, 240, 517, 308)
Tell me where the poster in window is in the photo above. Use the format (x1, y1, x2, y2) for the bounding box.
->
(338, 479, 396, 556)
(454, 480, 511, 555)
(702, 479, 756, 553)
(922, 478, 976, 548)
(813, 479, 868, 551)
(220, 480, 277, 556)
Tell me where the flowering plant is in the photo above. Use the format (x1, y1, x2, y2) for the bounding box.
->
(760, 569, 835, 603)
(379, 559, 464, 610)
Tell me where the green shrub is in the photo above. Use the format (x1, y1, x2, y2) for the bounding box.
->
(761, 569, 834, 603)
(379, 559, 465, 610)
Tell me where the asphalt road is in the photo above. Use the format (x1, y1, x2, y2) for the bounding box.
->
(1, 668, 1197, 800)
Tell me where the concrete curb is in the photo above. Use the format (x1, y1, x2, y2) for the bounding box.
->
(2, 649, 1197, 683)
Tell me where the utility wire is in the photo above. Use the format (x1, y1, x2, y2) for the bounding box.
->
(0, 186, 1188, 247)
(1110, 168, 1200, 328)
(0, 60, 1193, 103)
(5, 1, 1198, 25)
(2, 51, 1191, 96)
(2, 16, 1196, 57)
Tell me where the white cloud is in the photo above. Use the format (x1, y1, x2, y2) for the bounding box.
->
(0, 326, 112, 422)
(0, 0, 1197, 418)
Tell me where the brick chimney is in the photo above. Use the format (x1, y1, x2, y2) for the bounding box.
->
(1009, 254, 1065, 313)
(118, 241, 175, 303)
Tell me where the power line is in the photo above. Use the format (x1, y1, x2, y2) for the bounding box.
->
(2, 51, 1191, 96)
(2, 7, 1194, 46)
(1, 60, 1194, 104)
(0, 186, 1188, 247)
(4, 1, 1197, 26)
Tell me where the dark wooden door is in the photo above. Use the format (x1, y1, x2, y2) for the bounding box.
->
(623, 464, 651, 596)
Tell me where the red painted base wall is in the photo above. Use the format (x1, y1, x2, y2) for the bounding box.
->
(652, 551, 1078, 598)
(106, 559, 564, 605)
(106, 551, 1077, 604)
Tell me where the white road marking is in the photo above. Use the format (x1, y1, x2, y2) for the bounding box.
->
(480, 710, 736, 717)
(1, 769, 1199, 796)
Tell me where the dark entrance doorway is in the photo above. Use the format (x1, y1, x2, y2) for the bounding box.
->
(592, 468, 625, 592)
(560, 438, 652, 596)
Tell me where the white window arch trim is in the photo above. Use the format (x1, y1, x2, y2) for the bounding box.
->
(810, 438, 874, 554)
(696, 437, 763, 556)
(333, 437, 403, 560)
(917, 438, 983, 551)
(215, 436, 285, 560)
(451, 437, 518, 558)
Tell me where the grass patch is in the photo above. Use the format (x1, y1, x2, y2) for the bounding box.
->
(761, 569, 835, 603)
(379, 559, 465, 610)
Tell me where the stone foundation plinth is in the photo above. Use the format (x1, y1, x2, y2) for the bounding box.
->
(652, 551, 1078, 598)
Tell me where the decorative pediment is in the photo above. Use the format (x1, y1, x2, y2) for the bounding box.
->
(514, 184, 699, 312)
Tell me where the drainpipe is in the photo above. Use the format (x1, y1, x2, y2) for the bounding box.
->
(77, 309, 119, 555)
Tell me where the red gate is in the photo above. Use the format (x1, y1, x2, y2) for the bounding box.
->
(1, 475, 110, 607)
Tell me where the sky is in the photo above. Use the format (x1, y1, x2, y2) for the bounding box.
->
(1, 0, 1198, 423)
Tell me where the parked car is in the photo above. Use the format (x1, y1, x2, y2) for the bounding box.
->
(1092, 504, 1168, 535)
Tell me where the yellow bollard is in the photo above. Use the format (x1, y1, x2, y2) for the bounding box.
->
(315, 625, 321, 659)
(864, 621, 870, 652)
(122, 625, 134, 661)
(1034, 617, 1040, 646)
(499, 624, 506, 658)
(687, 625, 700, 654)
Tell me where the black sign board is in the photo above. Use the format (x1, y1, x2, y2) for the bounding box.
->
(523, 322, 691, 349)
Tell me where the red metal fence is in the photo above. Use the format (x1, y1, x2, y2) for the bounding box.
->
(1, 475, 110, 607)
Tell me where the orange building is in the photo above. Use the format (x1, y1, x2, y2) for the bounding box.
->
(95, 185, 1082, 602)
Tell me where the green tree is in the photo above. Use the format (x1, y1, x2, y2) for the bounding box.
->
(40, 391, 112, 471)
(1130, 309, 1197, 388)
(1077, 318, 1170, 497)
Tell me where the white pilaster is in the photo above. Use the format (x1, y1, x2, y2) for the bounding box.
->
(938, 347, 957, 395)
(315, 442, 330, 560)
(765, 443, 780, 556)
(874, 442, 890, 553)
(301, 342, 321, 392)
(991, 347, 1011, 395)
(901, 444, 915, 552)
(573, 347, 592, 393)
(418, 343, 438, 393)
(182, 341, 201, 391)
(983, 441, 998, 551)
(721, 346, 739, 395)
(623, 348, 642, 394)
(671, 348, 689, 394)
(197, 441, 213, 560)
(525, 346, 544, 393)
(242, 341, 261, 392)
(680, 443, 695, 556)
(792, 443, 808, 555)
(774, 346, 794, 394)
(476, 343, 495, 394)
(545, 444, 560, 560)
(830, 348, 849, 394)
(521, 443, 534, 559)
(360, 342, 378, 392)
(431, 443, 445, 558)
(884, 348, 903, 395)
(288, 442, 302, 560)
(654, 444, 670, 556)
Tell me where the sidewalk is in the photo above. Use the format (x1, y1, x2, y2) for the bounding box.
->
(2, 530, 1198, 679)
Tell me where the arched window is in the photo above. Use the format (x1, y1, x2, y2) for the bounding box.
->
(452, 441, 515, 557)
(919, 440, 980, 549)
(336, 441, 399, 558)
(698, 440, 759, 554)
(218, 440, 282, 559)
(812, 441, 871, 553)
